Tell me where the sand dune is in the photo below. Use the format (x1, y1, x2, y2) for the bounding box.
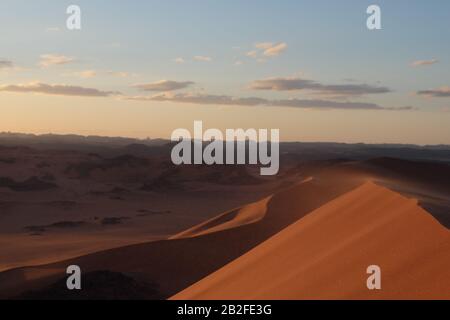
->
(172, 177, 315, 240)
(0, 174, 360, 299)
(171, 195, 273, 240)
(172, 182, 450, 300)
(1, 158, 448, 299)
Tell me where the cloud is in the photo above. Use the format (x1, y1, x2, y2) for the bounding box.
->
(411, 59, 439, 67)
(262, 42, 288, 57)
(65, 70, 132, 78)
(71, 70, 97, 78)
(249, 77, 391, 97)
(174, 57, 185, 64)
(384, 106, 417, 111)
(194, 56, 212, 62)
(65, 70, 133, 78)
(0, 60, 13, 69)
(39, 54, 75, 67)
(107, 71, 131, 78)
(0, 82, 120, 97)
(417, 86, 450, 98)
(247, 42, 288, 60)
(246, 51, 258, 58)
(126, 92, 410, 111)
(132, 80, 195, 92)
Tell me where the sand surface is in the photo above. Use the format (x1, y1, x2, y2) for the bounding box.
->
(1, 157, 449, 299)
(171, 196, 273, 239)
(172, 182, 450, 300)
(0, 174, 358, 298)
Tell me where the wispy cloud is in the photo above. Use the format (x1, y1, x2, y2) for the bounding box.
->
(66, 70, 132, 78)
(107, 71, 132, 78)
(0, 82, 120, 97)
(132, 80, 195, 92)
(249, 77, 391, 97)
(194, 56, 212, 62)
(70, 70, 97, 78)
(411, 59, 439, 67)
(39, 54, 75, 67)
(246, 51, 258, 58)
(262, 42, 287, 57)
(254, 42, 274, 50)
(417, 86, 450, 97)
(174, 57, 185, 64)
(126, 92, 411, 111)
(0, 60, 13, 69)
(247, 42, 288, 60)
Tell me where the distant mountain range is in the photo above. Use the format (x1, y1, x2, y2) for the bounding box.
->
(1, 132, 450, 163)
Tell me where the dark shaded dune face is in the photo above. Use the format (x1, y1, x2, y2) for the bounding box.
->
(0, 176, 57, 192)
(420, 201, 450, 229)
(0, 157, 16, 164)
(302, 158, 450, 228)
(15, 271, 163, 300)
(358, 157, 450, 191)
(0, 176, 361, 299)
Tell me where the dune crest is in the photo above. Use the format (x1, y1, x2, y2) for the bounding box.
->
(171, 177, 313, 240)
(171, 196, 273, 240)
(172, 182, 450, 300)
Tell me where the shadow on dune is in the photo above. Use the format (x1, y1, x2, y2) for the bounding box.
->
(15, 271, 163, 300)
(0, 176, 57, 192)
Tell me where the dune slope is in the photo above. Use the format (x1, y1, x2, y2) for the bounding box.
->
(0, 175, 361, 299)
(170, 195, 273, 240)
(172, 182, 450, 300)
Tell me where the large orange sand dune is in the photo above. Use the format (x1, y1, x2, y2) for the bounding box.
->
(0, 174, 360, 299)
(172, 182, 450, 300)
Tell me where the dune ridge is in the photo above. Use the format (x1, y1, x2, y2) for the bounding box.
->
(172, 182, 450, 300)
(0, 174, 361, 299)
(170, 195, 273, 240)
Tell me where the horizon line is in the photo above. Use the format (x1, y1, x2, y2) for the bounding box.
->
(1, 131, 449, 148)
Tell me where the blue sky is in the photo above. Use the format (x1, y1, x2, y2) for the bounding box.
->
(1, 0, 450, 143)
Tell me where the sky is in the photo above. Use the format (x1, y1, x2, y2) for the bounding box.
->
(1, 0, 450, 144)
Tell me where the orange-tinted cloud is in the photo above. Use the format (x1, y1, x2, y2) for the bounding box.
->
(0, 82, 120, 97)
